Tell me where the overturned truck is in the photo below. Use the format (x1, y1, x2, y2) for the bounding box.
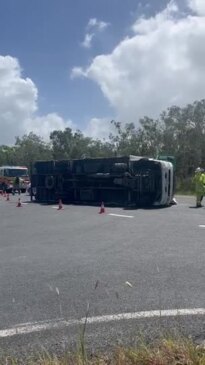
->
(31, 156, 174, 207)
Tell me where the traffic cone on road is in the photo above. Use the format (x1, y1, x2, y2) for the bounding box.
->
(6, 193, 10, 201)
(57, 199, 63, 210)
(99, 202, 105, 214)
(16, 198, 22, 207)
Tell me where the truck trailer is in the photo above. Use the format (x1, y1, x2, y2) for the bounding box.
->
(31, 156, 174, 207)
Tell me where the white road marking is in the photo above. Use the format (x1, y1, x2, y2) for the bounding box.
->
(199, 225, 205, 228)
(0, 308, 205, 338)
(109, 213, 134, 219)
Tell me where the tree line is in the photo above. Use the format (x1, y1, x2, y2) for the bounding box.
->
(1, 99, 205, 191)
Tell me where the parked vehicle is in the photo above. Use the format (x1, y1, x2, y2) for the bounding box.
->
(0, 166, 30, 193)
(31, 156, 174, 207)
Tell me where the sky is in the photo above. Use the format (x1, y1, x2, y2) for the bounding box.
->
(0, 0, 205, 144)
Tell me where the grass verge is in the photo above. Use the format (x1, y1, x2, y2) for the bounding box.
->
(176, 191, 194, 196)
(1, 337, 205, 365)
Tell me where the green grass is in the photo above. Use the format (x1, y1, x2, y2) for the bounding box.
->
(1, 338, 205, 365)
(176, 191, 194, 196)
(175, 181, 195, 196)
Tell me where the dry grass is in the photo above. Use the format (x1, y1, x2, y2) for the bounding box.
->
(1, 338, 205, 365)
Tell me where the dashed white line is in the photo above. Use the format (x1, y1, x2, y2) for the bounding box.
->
(199, 225, 205, 228)
(0, 308, 205, 338)
(108, 213, 134, 219)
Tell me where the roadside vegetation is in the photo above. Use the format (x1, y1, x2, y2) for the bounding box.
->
(1, 338, 205, 364)
(1, 99, 205, 192)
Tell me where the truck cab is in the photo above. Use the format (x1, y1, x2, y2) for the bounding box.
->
(0, 166, 30, 193)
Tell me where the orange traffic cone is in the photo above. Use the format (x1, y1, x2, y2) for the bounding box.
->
(16, 198, 22, 207)
(6, 193, 10, 201)
(57, 199, 63, 210)
(99, 202, 105, 214)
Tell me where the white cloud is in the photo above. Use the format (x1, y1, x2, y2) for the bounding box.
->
(87, 18, 109, 32)
(84, 117, 114, 140)
(70, 66, 85, 79)
(0, 55, 71, 145)
(132, 1, 179, 34)
(188, 0, 205, 15)
(81, 33, 94, 48)
(25, 114, 73, 141)
(72, 0, 205, 128)
(80, 18, 109, 50)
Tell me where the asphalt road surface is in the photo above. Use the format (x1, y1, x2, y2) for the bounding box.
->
(0, 194, 205, 357)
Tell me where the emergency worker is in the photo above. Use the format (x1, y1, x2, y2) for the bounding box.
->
(192, 168, 205, 207)
(13, 176, 21, 195)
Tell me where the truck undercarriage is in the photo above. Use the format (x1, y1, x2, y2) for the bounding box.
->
(31, 156, 173, 207)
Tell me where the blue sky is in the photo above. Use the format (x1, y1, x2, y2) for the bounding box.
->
(0, 0, 168, 128)
(0, 0, 204, 144)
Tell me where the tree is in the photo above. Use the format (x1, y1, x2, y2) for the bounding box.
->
(50, 128, 114, 159)
(160, 100, 205, 178)
(138, 117, 162, 157)
(14, 132, 52, 169)
(1, 98, 205, 192)
(109, 119, 162, 157)
(50, 128, 74, 159)
(0, 145, 17, 166)
(87, 139, 114, 158)
(109, 121, 141, 156)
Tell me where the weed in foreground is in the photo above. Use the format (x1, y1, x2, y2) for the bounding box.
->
(1, 337, 205, 365)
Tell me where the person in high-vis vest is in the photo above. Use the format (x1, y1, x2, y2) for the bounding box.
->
(193, 167, 205, 207)
(12, 176, 21, 195)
